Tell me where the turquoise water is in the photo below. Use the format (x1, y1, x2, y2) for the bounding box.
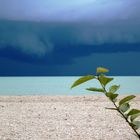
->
(0, 76, 140, 95)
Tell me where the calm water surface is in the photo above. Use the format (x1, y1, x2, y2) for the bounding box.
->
(0, 76, 140, 95)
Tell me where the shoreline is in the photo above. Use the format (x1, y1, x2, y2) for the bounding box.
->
(0, 95, 140, 140)
(0, 94, 140, 102)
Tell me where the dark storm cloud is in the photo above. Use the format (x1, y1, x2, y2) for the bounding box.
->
(0, 0, 140, 75)
(0, 20, 140, 65)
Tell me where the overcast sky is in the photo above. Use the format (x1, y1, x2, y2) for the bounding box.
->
(0, 0, 140, 21)
(0, 0, 140, 75)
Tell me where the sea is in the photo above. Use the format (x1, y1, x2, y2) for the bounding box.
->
(0, 76, 140, 96)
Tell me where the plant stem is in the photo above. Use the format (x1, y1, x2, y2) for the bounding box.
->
(112, 101, 140, 139)
(97, 76, 140, 139)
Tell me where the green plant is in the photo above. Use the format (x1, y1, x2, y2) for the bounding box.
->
(71, 67, 140, 139)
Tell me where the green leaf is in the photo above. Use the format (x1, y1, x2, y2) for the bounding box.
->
(130, 113, 140, 122)
(127, 109, 140, 116)
(105, 107, 117, 110)
(96, 67, 109, 74)
(111, 93, 119, 100)
(131, 121, 140, 130)
(106, 92, 118, 101)
(99, 75, 113, 86)
(71, 75, 95, 88)
(86, 87, 104, 93)
(106, 92, 111, 98)
(119, 95, 136, 106)
(119, 103, 130, 113)
(109, 85, 120, 93)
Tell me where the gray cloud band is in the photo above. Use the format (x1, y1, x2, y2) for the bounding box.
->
(0, 19, 140, 56)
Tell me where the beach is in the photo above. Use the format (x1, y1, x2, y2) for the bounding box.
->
(0, 95, 140, 140)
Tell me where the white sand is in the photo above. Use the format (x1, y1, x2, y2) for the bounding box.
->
(0, 95, 140, 140)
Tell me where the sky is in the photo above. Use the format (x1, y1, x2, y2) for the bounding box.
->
(0, 0, 140, 76)
(0, 0, 140, 21)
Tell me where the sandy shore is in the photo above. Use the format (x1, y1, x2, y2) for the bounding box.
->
(0, 95, 140, 140)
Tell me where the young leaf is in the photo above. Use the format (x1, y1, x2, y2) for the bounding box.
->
(96, 67, 109, 74)
(130, 113, 140, 122)
(106, 92, 111, 97)
(109, 85, 120, 93)
(127, 109, 140, 116)
(71, 75, 95, 88)
(99, 75, 114, 86)
(111, 94, 119, 101)
(132, 121, 140, 130)
(119, 103, 130, 113)
(86, 87, 104, 93)
(106, 92, 118, 101)
(119, 95, 136, 106)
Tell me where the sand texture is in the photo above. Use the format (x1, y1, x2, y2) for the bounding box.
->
(0, 95, 140, 140)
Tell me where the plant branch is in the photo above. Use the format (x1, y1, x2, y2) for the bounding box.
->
(112, 101, 140, 139)
(97, 76, 140, 139)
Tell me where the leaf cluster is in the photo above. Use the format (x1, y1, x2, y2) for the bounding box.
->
(71, 67, 140, 138)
